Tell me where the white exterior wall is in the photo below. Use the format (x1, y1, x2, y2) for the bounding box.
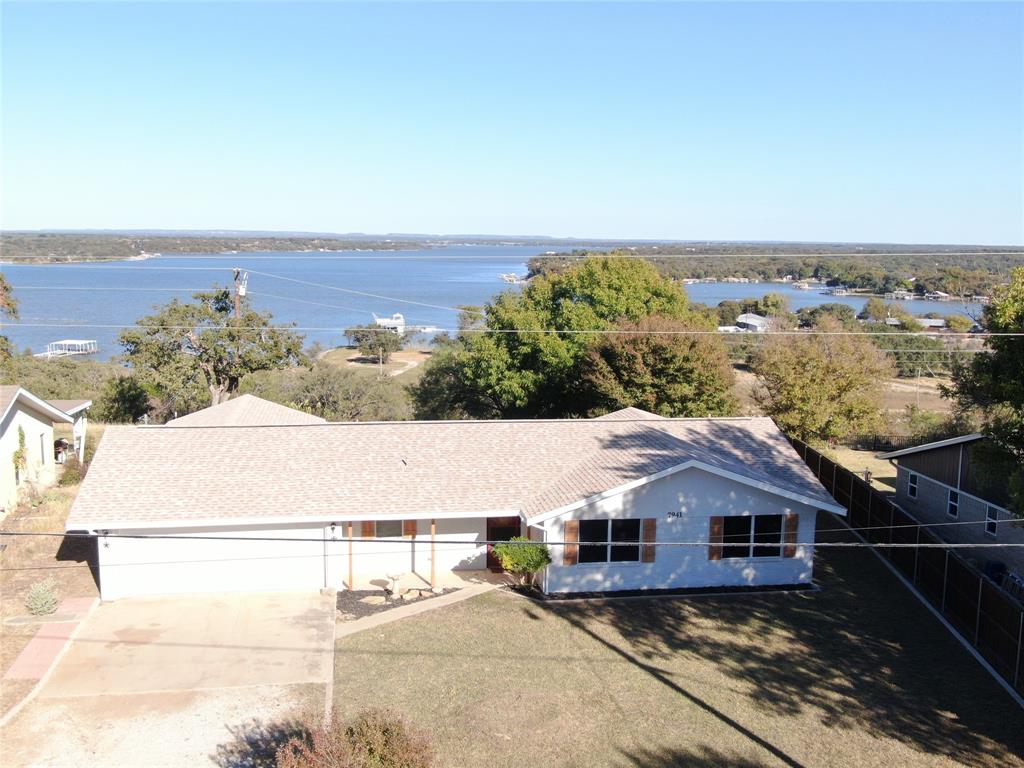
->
(98, 524, 329, 601)
(541, 468, 819, 594)
(1, 403, 58, 514)
(99, 518, 492, 599)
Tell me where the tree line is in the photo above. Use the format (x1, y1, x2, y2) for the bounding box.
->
(529, 249, 1024, 297)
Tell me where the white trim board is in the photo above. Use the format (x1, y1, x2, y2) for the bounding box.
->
(878, 434, 984, 459)
(69, 509, 522, 533)
(1, 387, 75, 425)
(526, 459, 845, 525)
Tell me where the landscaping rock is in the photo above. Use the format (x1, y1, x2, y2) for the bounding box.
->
(358, 595, 386, 605)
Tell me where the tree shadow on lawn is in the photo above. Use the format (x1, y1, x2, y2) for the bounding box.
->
(615, 745, 772, 768)
(538, 531, 1024, 767)
(211, 718, 308, 768)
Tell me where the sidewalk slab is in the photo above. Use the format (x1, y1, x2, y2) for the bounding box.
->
(3, 622, 77, 680)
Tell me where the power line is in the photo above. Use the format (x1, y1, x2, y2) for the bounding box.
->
(1, 321, 1016, 338)
(5, 250, 1020, 261)
(246, 268, 484, 315)
(2, 529, 1022, 549)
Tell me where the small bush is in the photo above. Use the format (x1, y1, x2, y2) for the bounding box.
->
(25, 577, 58, 615)
(58, 457, 86, 486)
(276, 708, 432, 768)
(491, 537, 552, 586)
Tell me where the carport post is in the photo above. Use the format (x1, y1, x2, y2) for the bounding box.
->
(347, 521, 354, 590)
(430, 519, 436, 587)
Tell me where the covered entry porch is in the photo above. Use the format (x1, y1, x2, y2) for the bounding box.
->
(329, 513, 527, 592)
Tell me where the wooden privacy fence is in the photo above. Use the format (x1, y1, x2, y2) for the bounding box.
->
(791, 438, 1024, 697)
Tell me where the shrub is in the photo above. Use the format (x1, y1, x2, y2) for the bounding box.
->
(58, 457, 86, 486)
(276, 708, 433, 768)
(491, 537, 552, 587)
(25, 577, 58, 615)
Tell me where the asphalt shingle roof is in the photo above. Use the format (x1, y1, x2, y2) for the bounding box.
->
(165, 395, 326, 426)
(67, 408, 840, 529)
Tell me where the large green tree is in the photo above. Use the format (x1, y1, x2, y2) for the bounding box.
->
(579, 315, 736, 417)
(947, 267, 1024, 514)
(412, 258, 701, 418)
(241, 362, 410, 421)
(751, 318, 895, 444)
(0, 274, 17, 364)
(346, 325, 404, 365)
(120, 288, 306, 410)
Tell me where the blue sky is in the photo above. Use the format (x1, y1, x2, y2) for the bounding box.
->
(2, 1, 1021, 244)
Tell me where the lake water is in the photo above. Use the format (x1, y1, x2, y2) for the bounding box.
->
(2, 245, 983, 359)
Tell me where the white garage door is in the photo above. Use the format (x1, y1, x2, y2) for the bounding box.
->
(98, 524, 328, 601)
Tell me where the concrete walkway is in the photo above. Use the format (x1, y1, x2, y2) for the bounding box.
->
(3, 597, 97, 681)
(336, 581, 498, 639)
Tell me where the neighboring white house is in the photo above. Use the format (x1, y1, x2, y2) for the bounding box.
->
(48, 399, 92, 463)
(0, 386, 75, 515)
(66, 407, 843, 600)
(735, 313, 770, 332)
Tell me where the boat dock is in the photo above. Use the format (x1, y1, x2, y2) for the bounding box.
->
(34, 339, 99, 359)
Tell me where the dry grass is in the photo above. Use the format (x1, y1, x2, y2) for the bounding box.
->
(734, 368, 953, 420)
(0, 431, 103, 718)
(333, 515, 1024, 768)
(824, 447, 898, 491)
(319, 346, 432, 385)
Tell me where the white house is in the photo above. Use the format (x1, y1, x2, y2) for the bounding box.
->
(48, 399, 92, 462)
(735, 313, 770, 332)
(0, 386, 75, 514)
(66, 405, 843, 600)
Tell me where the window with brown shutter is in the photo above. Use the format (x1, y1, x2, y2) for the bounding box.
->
(360, 521, 375, 539)
(783, 513, 799, 558)
(403, 519, 418, 538)
(708, 516, 724, 560)
(641, 518, 657, 563)
(563, 519, 579, 565)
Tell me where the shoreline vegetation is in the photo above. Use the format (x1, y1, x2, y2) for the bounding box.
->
(529, 247, 1024, 298)
(2, 231, 1022, 270)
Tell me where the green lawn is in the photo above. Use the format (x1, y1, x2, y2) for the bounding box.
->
(334, 515, 1024, 768)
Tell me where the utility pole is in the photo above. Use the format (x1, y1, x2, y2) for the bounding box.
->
(232, 269, 248, 319)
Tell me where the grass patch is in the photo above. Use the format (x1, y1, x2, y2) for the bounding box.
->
(0, 473, 98, 717)
(333, 514, 1024, 768)
(319, 347, 431, 385)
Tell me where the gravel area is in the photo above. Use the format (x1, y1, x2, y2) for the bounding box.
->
(335, 588, 459, 621)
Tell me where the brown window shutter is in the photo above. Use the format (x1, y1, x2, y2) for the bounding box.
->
(563, 520, 579, 566)
(403, 519, 417, 538)
(641, 518, 657, 563)
(708, 516, 724, 561)
(783, 513, 799, 558)
(361, 521, 375, 539)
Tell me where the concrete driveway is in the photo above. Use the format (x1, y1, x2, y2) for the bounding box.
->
(1, 592, 335, 767)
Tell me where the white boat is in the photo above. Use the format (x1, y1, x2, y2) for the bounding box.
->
(499, 273, 528, 284)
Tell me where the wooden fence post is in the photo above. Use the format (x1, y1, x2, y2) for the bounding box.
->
(974, 577, 984, 646)
(1016, 611, 1023, 691)
(913, 525, 921, 585)
(941, 550, 950, 614)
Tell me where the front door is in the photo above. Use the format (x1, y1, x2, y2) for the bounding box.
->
(486, 516, 523, 570)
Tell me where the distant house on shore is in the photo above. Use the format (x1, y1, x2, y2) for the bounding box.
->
(735, 313, 770, 332)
